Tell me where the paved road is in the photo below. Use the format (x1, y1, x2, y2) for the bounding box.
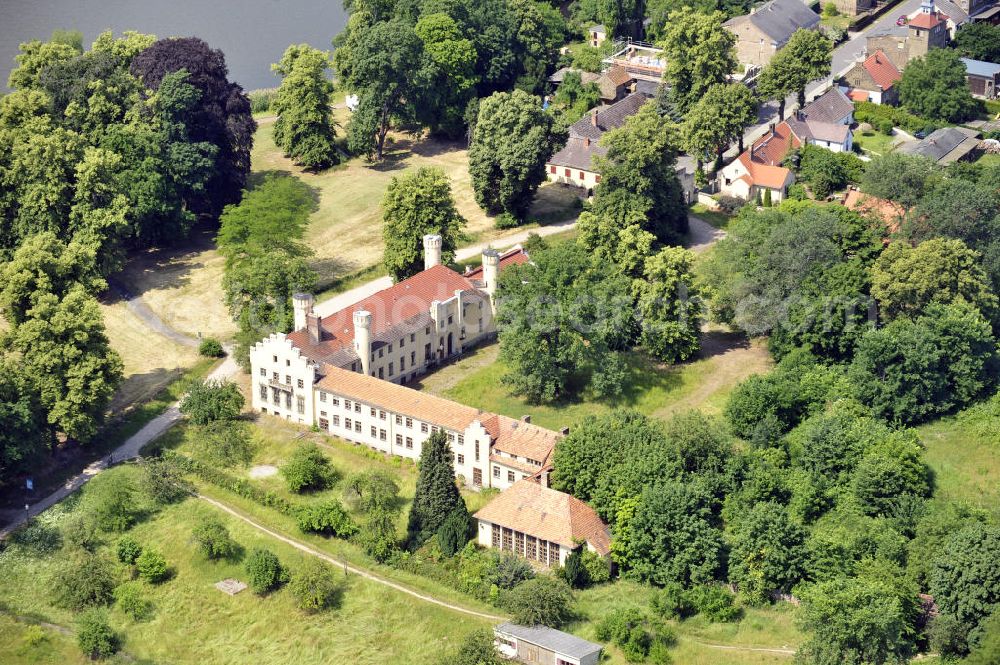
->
(732, 0, 925, 158)
(0, 354, 239, 538)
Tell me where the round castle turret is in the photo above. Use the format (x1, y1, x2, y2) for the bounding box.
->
(353, 310, 372, 376)
(292, 292, 315, 331)
(423, 234, 443, 270)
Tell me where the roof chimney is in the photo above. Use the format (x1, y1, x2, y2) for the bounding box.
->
(584, 137, 591, 147)
(591, 110, 599, 127)
(306, 313, 321, 344)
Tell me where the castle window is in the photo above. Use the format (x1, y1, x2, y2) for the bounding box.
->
(400, 337, 404, 348)
(371, 426, 377, 437)
(331, 397, 339, 406)
(332, 415, 339, 426)
(447, 315, 453, 325)
(379, 349, 384, 358)
(421, 423, 428, 433)
(508, 471, 515, 483)
(344, 399, 351, 410)
(448, 433, 455, 442)
(319, 392, 326, 402)
(425, 326, 430, 335)
(378, 367, 384, 379)
(297, 379, 304, 389)
(355, 421, 361, 433)
(411, 351, 416, 365)
(388, 362, 394, 376)
(272, 355, 277, 362)
(371, 407, 376, 417)
(493, 466, 500, 478)
(406, 437, 413, 449)
(400, 357, 405, 371)
(396, 434, 402, 446)
(260, 367, 266, 377)
(379, 410, 386, 420)
(259, 384, 267, 399)
(458, 435, 464, 445)
(410, 333, 415, 342)
(395, 414, 402, 425)
(388, 343, 393, 353)
(346, 417, 352, 429)
(457, 454, 465, 464)
(296, 397, 305, 414)
(379, 429, 386, 441)
(354, 403, 361, 413)
(285, 393, 292, 409)
(475, 442, 480, 461)
(286, 359, 290, 367)
(285, 374, 291, 385)
(406, 417, 413, 428)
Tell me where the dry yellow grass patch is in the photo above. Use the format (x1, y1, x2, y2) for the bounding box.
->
(251, 123, 580, 285)
(119, 230, 237, 341)
(101, 299, 200, 413)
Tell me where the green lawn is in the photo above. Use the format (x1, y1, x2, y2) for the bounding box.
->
(414, 336, 771, 432)
(0, 615, 88, 665)
(0, 466, 491, 665)
(690, 203, 733, 230)
(853, 129, 898, 157)
(572, 581, 801, 664)
(917, 398, 1000, 510)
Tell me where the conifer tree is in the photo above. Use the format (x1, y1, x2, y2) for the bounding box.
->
(407, 430, 467, 546)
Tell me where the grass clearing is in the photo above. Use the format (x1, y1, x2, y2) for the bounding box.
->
(0, 615, 87, 665)
(690, 203, 733, 230)
(414, 334, 771, 431)
(572, 581, 801, 664)
(251, 123, 581, 287)
(0, 468, 490, 665)
(852, 129, 899, 157)
(917, 406, 1000, 510)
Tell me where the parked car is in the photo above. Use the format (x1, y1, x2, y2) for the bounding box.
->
(896, 15, 908, 25)
(914, 129, 927, 139)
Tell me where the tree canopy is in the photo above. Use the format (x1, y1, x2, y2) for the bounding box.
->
(898, 48, 979, 123)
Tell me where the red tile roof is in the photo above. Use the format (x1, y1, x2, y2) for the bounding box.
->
(288, 264, 480, 364)
(474, 480, 611, 555)
(465, 246, 528, 279)
(908, 10, 945, 28)
(750, 121, 800, 166)
(862, 50, 902, 91)
(847, 89, 870, 102)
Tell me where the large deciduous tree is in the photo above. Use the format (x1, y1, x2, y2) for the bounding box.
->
(757, 29, 831, 118)
(727, 502, 807, 604)
(898, 48, 979, 123)
(661, 9, 737, 114)
(496, 242, 632, 403)
(635, 247, 703, 363)
(468, 89, 559, 221)
(415, 13, 477, 137)
(130, 36, 256, 215)
(271, 44, 338, 170)
(681, 82, 758, 168)
(598, 0, 647, 39)
(955, 22, 1000, 63)
(381, 167, 466, 281)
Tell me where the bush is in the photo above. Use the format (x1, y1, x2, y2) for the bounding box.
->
(180, 380, 244, 425)
(245, 548, 289, 595)
(138, 456, 193, 504)
(135, 549, 169, 583)
(63, 514, 101, 551)
(281, 443, 337, 493)
(854, 101, 936, 135)
(489, 553, 536, 590)
(53, 554, 117, 610)
(191, 517, 239, 560)
(114, 582, 153, 621)
(198, 337, 225, 357)
(295, 500, 357, 537)
(595, 608, 676, 663)
(684, 584, 741, 622)
(504, 576, 574, 628)
(495, 211, 521, 229)
(9, 520, 63, 556)
(437, 509, 472, 557)
(650, 582, 695, 619)
(716, 195, 746, 214)
(560, 548, 587, 589)
(115, 536, 143, 565)
(76, 609, 119, 660)
(823, 2, 839, 16)
(581, 549, 611, 584)
(195, 421, 255, 468)
(86, 473, 138, 532)
(289, 559, 342, 612)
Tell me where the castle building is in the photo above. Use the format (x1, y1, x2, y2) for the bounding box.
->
(248, 237, 557, 488)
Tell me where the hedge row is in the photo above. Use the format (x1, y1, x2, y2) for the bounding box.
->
(854, 101, 938, 135)
(162, 451, 356, 538)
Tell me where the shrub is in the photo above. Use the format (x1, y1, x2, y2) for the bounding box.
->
(247, 87, 278, 113)
(76, 609, 119, 660)
(581, 549, 611, 584)
(489, 552, 536, 590)
(198, 337, 225, 357)
(289, 559, 342, 612)
(195, 421, 255, 468)
(295, 500, 357, 537)
(136, 549, 169, 583)
(115, 536, 142, 565)
(53, 554, 117, 610)
(716, 195, 745, 214)
(560, 548, 586, 589)
(138, 456, 193, 504)
(437, 509, 472, 557)
(180, 380, 244, 425)
(191, 517, 239, 560)
(63, 514, 100, 551)
(86, 472, 138, 532)
(9, 520, 62, 555)
(650, 582, 695, 619)
(281, 443, 337, 493)
(684, 584, 740, 622)
(114, 582, 153, 621)
(823, 2, 839, 16)
(245, 548, 289, 595)
(595, 608, 676, 663)
(504, 576, 575, 628)
(854, 101, 936, 135)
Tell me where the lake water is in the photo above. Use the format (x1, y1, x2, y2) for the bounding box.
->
(0, 0, 349, 91)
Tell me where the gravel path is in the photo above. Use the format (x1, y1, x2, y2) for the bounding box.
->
(0, 354, 239, 538)
(198, 493, 507, 622)
(108, 278, 200, 348)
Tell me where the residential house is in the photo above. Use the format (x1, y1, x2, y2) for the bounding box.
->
(723, 0, 821, 68)
(475, 479, 611, 567)
(596, 65, 632, 103)
(868, 0, 950, 69)
(588, 24, 607, 48)
(719, 87, 854, 201)
(547, 67, 600, 89)
(898, 126, 983, 163)
(601, 42, 666, 83)
(495, 624, 603, 665)
(962, 57, 1000, 98)
(546, 92, 645, 192)
(839, 49, 902, 105)
(545, 92, 697, 201)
